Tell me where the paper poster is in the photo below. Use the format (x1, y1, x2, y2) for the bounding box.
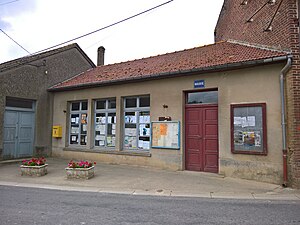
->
(99, 141, 105, 146)
(99, 135, 105, 141)
(101, 117, 106, 124)
(144, 116, 150, 123)
(95, 135, 101, 141)
(82, 124, 87, 132)
(255, 131, 261, 147)
(125, 128, 136, 136)
(108, 116, 112, 124)
(75, 117, 79, 124)
(112, 137, 116, 146)
(81, 114, 87, 124)
(107, 136, 112, 145)
(95, 125, 101, 132)
(160, 124, 167, 135)
(243, 131, 255, 146)
(240, 117, 248, 128)
(71, 118, 76, 123)
(71, 135, 77, 141)
(96, 117, 101, 124)
(143, 141, 150, 149)
(234, 130, 243, 145)
(140, 124, 150, 136)
(71, 126, 79, 134)
(99, 125, 106, 134)
(138, 140, 144, 148)
(125, 136, 137, 148)
(247, 116, 255, 127)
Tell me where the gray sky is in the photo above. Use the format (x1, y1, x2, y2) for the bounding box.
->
(0, 0, 224, 65)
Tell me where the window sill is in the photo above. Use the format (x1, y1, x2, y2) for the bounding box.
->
(63, 147, 151, 157)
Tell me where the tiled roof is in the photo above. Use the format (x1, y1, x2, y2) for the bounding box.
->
(49, 41, 289, 91)
(0, 43, 95, 72)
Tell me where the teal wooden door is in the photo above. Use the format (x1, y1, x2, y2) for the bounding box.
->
(3, 110, 35, 159)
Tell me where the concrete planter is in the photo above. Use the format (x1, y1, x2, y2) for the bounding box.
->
(20, 164, 48, 176)
(65, 166, 95, 179)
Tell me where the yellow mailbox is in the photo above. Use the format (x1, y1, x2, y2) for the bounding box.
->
(52, 126, 62, 138)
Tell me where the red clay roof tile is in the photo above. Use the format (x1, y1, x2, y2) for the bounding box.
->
(49, 41, 288, 91)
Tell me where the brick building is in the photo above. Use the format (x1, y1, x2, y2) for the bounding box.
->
(215, 0, 300, 187)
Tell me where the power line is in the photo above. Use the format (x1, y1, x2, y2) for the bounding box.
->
(32, 0, 174, 55)
(0, 0, 20, 6)
(0, 28, 31, 54)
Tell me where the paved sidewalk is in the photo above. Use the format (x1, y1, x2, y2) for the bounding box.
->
(0, 158, 299, 200)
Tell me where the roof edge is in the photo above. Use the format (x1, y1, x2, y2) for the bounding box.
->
(48, 54, 291, 92)
(0, 43, 95, 72)
(227, 39, 291, 53)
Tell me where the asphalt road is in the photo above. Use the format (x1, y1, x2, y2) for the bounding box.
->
(0, 185, 299, 225)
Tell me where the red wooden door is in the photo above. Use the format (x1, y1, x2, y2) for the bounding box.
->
(185, 105, 218, 173)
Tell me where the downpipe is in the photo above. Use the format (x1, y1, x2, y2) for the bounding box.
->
(280, 56, 292, 187)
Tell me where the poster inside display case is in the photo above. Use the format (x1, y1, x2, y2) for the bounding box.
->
(231, 103, 267, 155)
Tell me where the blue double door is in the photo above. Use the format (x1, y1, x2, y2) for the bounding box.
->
(3, 110, 35, 159)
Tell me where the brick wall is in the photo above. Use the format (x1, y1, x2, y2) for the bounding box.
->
(215, 0, 300, 188)
(215, 0, 290, 50)
(287, 0, 300, 188)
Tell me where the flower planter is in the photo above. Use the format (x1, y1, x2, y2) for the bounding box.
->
(20, 164, 48, 177)
(65, 166, 95, 179)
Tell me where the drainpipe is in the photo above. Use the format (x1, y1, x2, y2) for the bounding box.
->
(280, 56, 292, 187)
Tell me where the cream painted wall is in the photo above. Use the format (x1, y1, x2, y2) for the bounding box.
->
(52, 63, 284, 184)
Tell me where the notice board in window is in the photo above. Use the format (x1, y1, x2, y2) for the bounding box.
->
(151, 121, 180, 149)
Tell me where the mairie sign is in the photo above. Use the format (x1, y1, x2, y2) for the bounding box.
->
(194, 80, 205, 88)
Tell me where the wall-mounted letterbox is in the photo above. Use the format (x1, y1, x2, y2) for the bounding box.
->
(52, 126, 62, 138)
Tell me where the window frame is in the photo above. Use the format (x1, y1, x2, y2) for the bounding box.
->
(186, 89, 218, 105)
(230, 103, 267, 155)
(69, 101, 88, 146)
(94, 98, 117, 149)
(123, 95, 150, 151)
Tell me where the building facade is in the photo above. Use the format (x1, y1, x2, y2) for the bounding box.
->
(0, 44, 95, 159)
(214, 0, 299, 187)
(49, 41, 290, 185)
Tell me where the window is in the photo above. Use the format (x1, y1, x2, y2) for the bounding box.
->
(187, 91, 218, 104)
(124, 96, 150, 151)
(6, 97, 34, 109)
(69, 101, 88, 146)
(231, 103, 267, 155)
(94, 99, 116, 148)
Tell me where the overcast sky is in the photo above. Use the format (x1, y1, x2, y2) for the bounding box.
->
(0, 0, 224, 65)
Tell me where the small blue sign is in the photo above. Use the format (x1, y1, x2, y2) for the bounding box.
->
(194, 80, 205, 88)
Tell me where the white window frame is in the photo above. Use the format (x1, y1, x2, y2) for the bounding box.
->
(69, 101, 88, 146)
(123, 96, 150, 151)
(94, 98, 116, 149)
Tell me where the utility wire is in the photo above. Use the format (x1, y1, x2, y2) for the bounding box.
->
(0, 28, 31, 54)
(0, 0, 20, 6)
(32, 0, 174, 55)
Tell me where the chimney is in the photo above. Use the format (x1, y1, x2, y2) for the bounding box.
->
(97, 46, 105, 66)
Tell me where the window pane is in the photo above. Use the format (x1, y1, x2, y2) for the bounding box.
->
(125, 112, 136, 123)
(81, 101, 88, 111)
(96, 100, 106, 109)
(140, 96, 150, 107)
(6, 97, 33, 109)
(231, 104, 266, 155)
(125, 98, 137, 108)
(187, 91, 218, 104)
(108, 99, 116, 109)
(95, 113, 106, 147)
(71, 102, 80, 111)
